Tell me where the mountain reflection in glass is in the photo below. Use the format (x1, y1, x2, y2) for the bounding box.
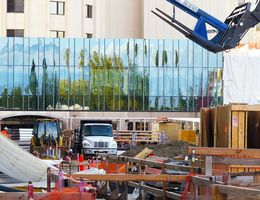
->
(0, 37, 223, 111)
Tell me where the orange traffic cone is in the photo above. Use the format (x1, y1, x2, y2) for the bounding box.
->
(79, 154, 85, 171)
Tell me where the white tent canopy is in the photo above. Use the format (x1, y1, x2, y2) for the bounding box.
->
(224, 46, 260, 105)
(0, 134, 57, 182)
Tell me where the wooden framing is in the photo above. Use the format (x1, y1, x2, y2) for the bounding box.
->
(114, 131, 159, 143)
(213, 184, 260, 199)
(188, 147, 260, 174)
(129, 181, 182, 200)
(108, 155, 203, 173)
(188, 147, 260, 157)
(70, 174, 187, 182)
(7, 152, 260, 200)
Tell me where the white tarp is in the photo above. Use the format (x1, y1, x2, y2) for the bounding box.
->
(223, 46, 260, 104)
(0, 133, 56, 182)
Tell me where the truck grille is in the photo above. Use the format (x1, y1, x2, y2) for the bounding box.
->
(94, 142, 109, 148)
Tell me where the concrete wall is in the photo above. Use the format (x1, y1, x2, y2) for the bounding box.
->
(66, 0, 83, 37)
(0, 0, 259, 42)
(0, 111, 199, 130)
(26, 0, 49, 37)
(94, 0, 142, 38)
(0, 0, 92, 38)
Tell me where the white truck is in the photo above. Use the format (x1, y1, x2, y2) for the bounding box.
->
(73, 120, 117, 156)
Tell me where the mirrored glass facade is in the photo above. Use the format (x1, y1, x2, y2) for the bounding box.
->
(0, 37, 223, 111)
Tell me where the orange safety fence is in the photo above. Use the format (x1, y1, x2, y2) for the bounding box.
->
(35, 175, 96, 200)
(181, 174, 196, 200)
(88, 162, 126, 174)
(37, 188, 95, 200)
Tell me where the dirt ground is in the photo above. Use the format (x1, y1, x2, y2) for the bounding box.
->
(121, 141, 196, 159)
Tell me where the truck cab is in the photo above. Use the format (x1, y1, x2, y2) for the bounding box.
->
(30, 119, 61, 154)
(74, 120, 117, 156)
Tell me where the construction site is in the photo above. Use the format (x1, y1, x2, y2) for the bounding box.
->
(2, 0, 260, 199)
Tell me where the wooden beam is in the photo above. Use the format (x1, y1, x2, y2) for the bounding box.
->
(228, 105, 232, 148)
(129, 181, 182, 200)
(245, 111, 248, 148)
(213, 157, 260, 166)
(70, 174, 188, 182)
(230, 171, 260, 177)
(231, 104, 260, 112)
(188, 147, 260, 157)
(191, 176, 224, 186)
(191, 176, 214, 186)
(231, 111, 239, 148)
(212, 185, 227, 200)
(128, 157, 162, 168)
(0, 193, 29, 200)
(238, 112, 245, 148)
(164, 163, 203, 174)
(216, 184, 260, 198)
(109, 156, 202, 172)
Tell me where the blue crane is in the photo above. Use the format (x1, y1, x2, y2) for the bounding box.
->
(152, 0, 260, 53)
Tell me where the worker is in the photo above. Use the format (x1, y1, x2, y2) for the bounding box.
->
(1, 127, 10, 138)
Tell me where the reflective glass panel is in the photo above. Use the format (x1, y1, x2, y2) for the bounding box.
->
(0, 38, 8, 65)
(0, 37, 224, 111)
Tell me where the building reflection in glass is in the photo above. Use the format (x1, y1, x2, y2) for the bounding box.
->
(0, 37, 223, 111)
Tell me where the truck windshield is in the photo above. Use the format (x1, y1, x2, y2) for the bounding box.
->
(83, 125, 113, 137)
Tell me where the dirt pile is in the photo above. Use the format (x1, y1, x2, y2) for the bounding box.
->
(121, 141, 196, 159)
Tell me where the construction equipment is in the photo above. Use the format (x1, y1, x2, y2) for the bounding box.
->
(152, 0, 260, 53)
(30, 119, 62, 156)
(73, 120, 117, 156)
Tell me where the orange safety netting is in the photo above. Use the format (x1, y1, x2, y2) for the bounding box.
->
(36, 189, 95, 200)
(88, 162, 126, 173)
(36, 188, 95, 200)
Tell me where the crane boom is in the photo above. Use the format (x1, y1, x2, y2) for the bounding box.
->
(152, 0, 260, 53)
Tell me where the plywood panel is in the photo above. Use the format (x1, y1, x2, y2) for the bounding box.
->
(238, 112, 245, 148)
(200, 108, 211, 147)
(200, 108, 216, 147)
(159, 122, 182, 142)
(216, 106, 230, 148)
(179, 130, 197, 145)
(231, 111, 239, 148)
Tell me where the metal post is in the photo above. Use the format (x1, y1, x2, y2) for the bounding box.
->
(69, 161, 71, 175)
(205, 156, 213, 176)
(162, 181, 167, 200)
(138, 160, 143, 200)
(105, 156, 108, 193)
(47, 167, 51, 192)
(124, 158, 128, 200)
(116, 157, 119, 196)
